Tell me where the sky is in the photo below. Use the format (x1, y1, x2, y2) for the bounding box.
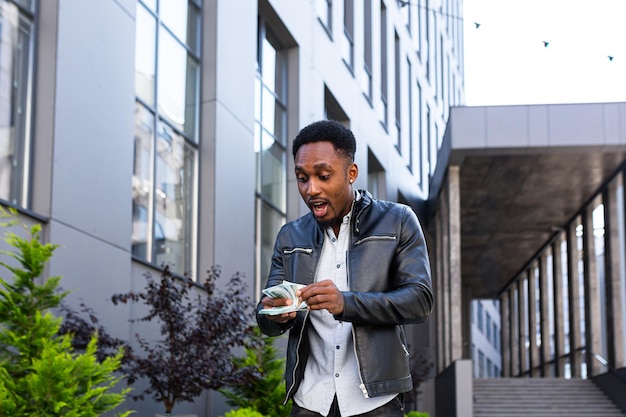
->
(462, 0, 626, 106)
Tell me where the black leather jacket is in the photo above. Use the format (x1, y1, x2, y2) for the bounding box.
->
(256, 190, 433, 403)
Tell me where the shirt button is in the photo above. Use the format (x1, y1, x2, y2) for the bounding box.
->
(335, 373, 340, 378)
(332, 238, 336, 242)
(336, 345, 340, 350)
(336, 264, 341, 268)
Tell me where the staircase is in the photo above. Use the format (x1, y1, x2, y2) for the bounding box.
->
(473, 377, 625, 417)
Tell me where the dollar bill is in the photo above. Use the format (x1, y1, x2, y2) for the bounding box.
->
(259, 280, 308, 315)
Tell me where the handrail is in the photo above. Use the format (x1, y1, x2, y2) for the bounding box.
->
(591, 352, 626, 387)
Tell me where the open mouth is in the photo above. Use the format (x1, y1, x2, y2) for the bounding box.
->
(311, 201, 328, 217)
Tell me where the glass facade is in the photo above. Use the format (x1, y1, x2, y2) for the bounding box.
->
(255, 16, 288, 288)
(0, 0, 34, 208)
(498, 173, 626, 378)
(132, 0, 200, 276)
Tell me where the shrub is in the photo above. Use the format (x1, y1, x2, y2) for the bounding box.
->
(61, 261, 259, 415)
(0, 207, 132, 417)
(107, 265, 258, 414)
(220, 326, 291, 417)
(405, 411, 430, 417)
(222, 407, 266, 417)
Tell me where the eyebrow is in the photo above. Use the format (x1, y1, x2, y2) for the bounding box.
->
(295, 162, 333, 171)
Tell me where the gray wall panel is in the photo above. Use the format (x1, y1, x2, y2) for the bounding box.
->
(52, 0, 135, 249)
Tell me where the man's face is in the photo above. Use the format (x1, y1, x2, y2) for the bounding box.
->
(294, 141, 358, 229)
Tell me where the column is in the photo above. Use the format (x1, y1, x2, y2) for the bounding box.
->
(440, 180, 451, 368)
(510, 286, 519, 376)
(528, 267, 539, 376)
(605, 177, 625, 368)
(501, 293, 511, 377)
(539, 255, 551, 376)
(567, 219, 582, 377)
(582, 203, 602, 376)
(435, 204, 445, 372)
(448, 166, 463, 361)
(518, 277, 528, 375)
(552, 234, 566, 376)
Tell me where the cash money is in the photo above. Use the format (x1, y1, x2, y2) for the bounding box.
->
(259, 280, 308, 315)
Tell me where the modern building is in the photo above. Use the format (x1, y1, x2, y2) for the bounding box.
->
(3, 0, 626, 416)
(471, 299, 501, 378)
(432, 102, 626, 416)
(1, 0, 462, 415)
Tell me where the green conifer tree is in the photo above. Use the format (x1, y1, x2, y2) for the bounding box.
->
(220, 326, 291, 417)
(0, 207, 133, 417)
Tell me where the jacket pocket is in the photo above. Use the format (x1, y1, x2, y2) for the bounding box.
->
(354, 234, 397, 246)
(282, 247, 315, 285)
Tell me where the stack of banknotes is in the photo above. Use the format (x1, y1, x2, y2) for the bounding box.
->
(259, 280, 308, 315)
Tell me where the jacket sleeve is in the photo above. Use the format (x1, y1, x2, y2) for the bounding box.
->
(256, 227, 296, 336)
(336, 205, 434, 325)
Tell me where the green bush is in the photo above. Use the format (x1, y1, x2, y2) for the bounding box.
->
(0, 207, 132, 417)
(222, 407, 266, 417)
(405, 411, 430, 417)
(219, 326, 291, 417)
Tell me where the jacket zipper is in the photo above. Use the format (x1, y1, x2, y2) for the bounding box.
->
(283, 247, 313, 254)
(354, 235, 397, 246)
(284, 247, 320, 403)
(284, 309, 309, 405)
(348, 217, 369, 398)
(352, 329, 369, 398)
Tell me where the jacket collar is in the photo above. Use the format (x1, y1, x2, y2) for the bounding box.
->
(352, 189, 373, 234)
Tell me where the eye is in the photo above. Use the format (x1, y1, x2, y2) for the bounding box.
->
(297, 176, 308, 183)
(319, 174, 331, 181)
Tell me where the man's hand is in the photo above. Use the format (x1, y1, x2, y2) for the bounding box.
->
(298, 279, 344, 315)
(260, 296, 297, 323)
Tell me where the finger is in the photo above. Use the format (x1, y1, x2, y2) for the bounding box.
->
(271, 311, 297, 323)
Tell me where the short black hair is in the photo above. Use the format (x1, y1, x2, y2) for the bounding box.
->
(293, 120, 356, 161)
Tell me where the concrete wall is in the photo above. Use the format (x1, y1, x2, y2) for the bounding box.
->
(592, 368, 626, 414)
(435, 359, 473, 417)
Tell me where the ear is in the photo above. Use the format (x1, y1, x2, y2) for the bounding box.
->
(348, 162, 358, 184)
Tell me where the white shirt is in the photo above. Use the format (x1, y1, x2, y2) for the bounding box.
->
(292, 206, 396, 416)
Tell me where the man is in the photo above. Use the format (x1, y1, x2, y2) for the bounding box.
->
(256, 120, 433, 417)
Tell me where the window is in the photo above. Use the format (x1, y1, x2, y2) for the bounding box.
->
(438, 34, 444, 105)
(324, 86, 348, 125)
(394, 32, 401, 150)
(361, 0, 372, 100)
(378, 1, 387, 127)
(255, 17, 288, 289)
(417, 80, 423, 187)
(132, 0, 201, 276)
(342, 0, 354, 70)
(425, 0, 430, 81)
(406, 58, 413, 171)
(0, 0, 35, 209)
(316, 0, 332, 36)
(478, 350, 485, 377)
(477, 301, 484, 332)
(367, 149, 385, 200)
(486, 312, 492, 342)
(397, 0, 410, 33)
(493, 323, 499, 350)
(416, 0, 422, 58)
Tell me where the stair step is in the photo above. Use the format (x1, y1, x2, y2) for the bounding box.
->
(473, 378, 625, 417)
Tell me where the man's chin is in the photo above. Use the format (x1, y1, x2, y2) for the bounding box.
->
(313, 215, 337, 230)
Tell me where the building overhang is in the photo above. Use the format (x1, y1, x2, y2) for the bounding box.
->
(429, 102, 626, 298)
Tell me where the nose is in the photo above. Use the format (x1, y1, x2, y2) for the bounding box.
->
(306, 178, 321, 197)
